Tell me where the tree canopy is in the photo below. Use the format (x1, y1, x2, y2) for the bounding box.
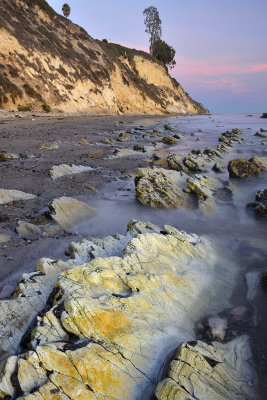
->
(143, 6, 162, 55)
(153, 39, 176, 69)
(62, 3, 70, 17)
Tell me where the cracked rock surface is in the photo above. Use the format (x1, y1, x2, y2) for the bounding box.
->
(0, 221, 239, 399)
(155, 336, 257, 400)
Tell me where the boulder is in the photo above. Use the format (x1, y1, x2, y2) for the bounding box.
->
(49, 164, 93, 179)
(260, 113, 267, 118)
(155, 336, 256, 400)
(0, 225, 238, 399)
(49, 197, 96, 231)
(227, 158, 261, 179)
(16, 221, 62, 238)
(162, 136, 178, 145)
(254, 131, 267, 138)
(0, 189, 36, 205)
(135, 168, 221, 212)
(249, 155, 267, 172)
(135, 167, 189, 208)
(164, 124, 175, 132)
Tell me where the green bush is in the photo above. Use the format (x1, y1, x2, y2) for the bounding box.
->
(18, 105, 31, 111)
(42, 103, 51, 113)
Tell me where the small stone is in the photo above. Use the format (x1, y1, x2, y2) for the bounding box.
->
(162, 136, 178, 145)
(208, 317, 227, 340)
(164, 124, 175, 132)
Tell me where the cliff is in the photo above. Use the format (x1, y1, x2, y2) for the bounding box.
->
(0, 0, 209, 115)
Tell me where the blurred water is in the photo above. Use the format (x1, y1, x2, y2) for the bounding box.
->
(72, 113, 267, 396)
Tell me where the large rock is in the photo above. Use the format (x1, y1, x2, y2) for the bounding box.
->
(227, 158, 261, 179)
(0, 223, 238, 399)
(135, 167, 221, 211)
(155, 336, 256, 400)
(135, 167, 189, 208)
(49, 197, 96, 231)
(0, 189, 36, 205)
(49, 164, 93, 179)
(249, 155, 267, 172)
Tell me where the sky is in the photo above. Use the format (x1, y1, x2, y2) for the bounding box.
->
(48, 0, 267, 113)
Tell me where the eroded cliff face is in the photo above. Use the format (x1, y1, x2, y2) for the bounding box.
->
(0, 0, 208, 115)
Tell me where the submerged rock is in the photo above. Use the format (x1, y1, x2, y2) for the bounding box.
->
(247, 189, 267, 218)
(155, 336, 256, 400)
(49, 164, 93, 179)
(0, 189, 36, 205)
(49, 197, 96, 231)
(228, 158, 261, 179)
(0, 223, 238, 399)
(16, 221, 62, 238)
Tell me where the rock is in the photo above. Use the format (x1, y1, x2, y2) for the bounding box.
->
(254, 131, 267, 138)
(79, 138, 89, 144)
(254, 204, 267, 217)
(49, 197, 96, 231)
(213, 162, 226, 172)
(164, 124, 175, 132)
(88, 151, 104, 158)
(249, 155, 267, 172)
(247, 188, 267, 218)
(117, 133, 132, 142)
(214, 187, 233, 201)
(260, 113, 267, 118)
(133, 144, 145, 152)
(40, 143, 59, 150)
(16, 221, 62, 238)
(0, 225, 238, 399)
(0, 189, 36, 205)
(49, 164, 93, 179)
(155, 336, 256, 400)
(135, 167, 221, 211)
(260, 273, 267, 293)
(183, 155, 211, 172)
(227, 158, 261, 179)
(208, 317, 227, 340)
(162, 136, 178, 145)
(135, 167, 188, 208)
(173, 134, 181, 139)
(0, 234, 11, 243)
(153, 129, 163, 134)
(231, 306, 247, 324)
(167, 154, 185, 171)
(260, 128, 267, 132)
(0, 153, 19, 161)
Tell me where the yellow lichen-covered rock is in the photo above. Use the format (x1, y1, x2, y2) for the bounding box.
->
(135, 167, 189, 208)
(155, 336, 256, 400)
(0, 227, 239, 399)
(135, 167, 221, 211)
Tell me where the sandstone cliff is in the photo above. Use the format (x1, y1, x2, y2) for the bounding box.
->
(0, 0, 208, 115)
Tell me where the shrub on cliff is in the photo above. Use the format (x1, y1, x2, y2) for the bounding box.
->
(153, 39, 176, 69)
(62, 3, 71, 17)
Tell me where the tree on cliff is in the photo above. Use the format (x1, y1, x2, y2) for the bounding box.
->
(153, 39, 176, 69)
(62, 3, 71, 18)
(143, 6, 162, 55)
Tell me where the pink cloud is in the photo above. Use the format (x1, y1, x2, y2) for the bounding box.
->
(173, 56, 267, 78)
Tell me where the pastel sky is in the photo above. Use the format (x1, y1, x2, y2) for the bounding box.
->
(49, 0, 267, 113)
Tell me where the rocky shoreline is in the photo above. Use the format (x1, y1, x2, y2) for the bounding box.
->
(0, 113, 266, 399)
